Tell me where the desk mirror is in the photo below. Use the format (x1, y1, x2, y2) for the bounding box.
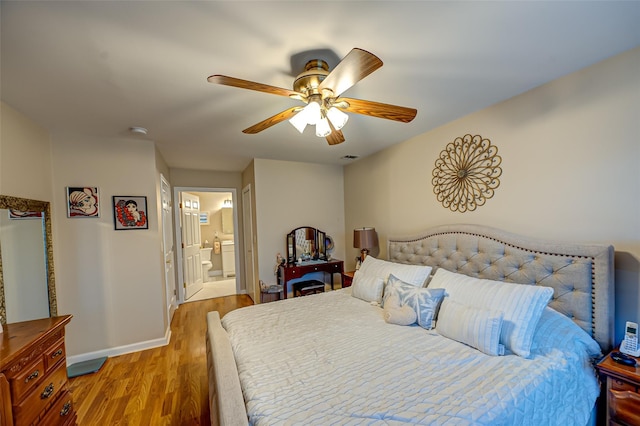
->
(0, 195, 57, 324)
(286, 226, 328, 264)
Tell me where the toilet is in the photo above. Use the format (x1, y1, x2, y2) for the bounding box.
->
(200, 247, 213, 282)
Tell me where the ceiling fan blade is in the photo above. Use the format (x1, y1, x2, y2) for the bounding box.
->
(242, 107, 301, 134)
(319, 48, 383, 97)
(208, 75, 302, 98)
(326, 125, 345, 146)
(337, 97, 417, 123)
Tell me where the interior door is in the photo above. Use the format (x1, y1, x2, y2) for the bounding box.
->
(161, 175, 177, 321)
(181, 192, 203, 300)
(242, 185, 256, 302)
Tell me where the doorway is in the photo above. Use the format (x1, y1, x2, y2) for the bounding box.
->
(173, 187, 240, 303)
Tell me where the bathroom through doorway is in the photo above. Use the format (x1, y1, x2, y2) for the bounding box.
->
(173, 187, 239, 304)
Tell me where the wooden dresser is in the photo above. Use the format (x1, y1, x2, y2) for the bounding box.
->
(0, 315, 76, 426)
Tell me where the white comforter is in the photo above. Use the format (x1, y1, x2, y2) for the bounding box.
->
(221, 289, 601, 426)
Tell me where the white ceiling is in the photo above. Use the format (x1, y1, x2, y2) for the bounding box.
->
(2, 1, 639, 172)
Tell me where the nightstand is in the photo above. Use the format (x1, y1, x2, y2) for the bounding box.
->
(596, 351, 640, 425)
(342, 271, 355, 287)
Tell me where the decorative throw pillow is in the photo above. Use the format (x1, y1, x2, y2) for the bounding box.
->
(436, 298, 505, 356)
(384, 274, 445, 329)
(531, 307, 602, 359)
(383, 294, 417, 326)
(351, 271, 385, 304)
(427, 268, 554, 358)
(358, 255, 432, 287)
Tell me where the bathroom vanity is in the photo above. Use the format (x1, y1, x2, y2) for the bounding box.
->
(221, 241, 235, 278)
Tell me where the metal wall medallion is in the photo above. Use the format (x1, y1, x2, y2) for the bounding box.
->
(432, 134, 502, 212)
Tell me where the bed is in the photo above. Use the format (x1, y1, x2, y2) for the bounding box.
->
(206, 224, 614, 426)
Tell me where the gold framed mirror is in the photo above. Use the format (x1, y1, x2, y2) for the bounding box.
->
(0, 195, 57, 324)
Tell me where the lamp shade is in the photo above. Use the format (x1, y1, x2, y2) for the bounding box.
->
(315, 117, 331, 137)
(289, 111, 308, 133)
(305, 228, 315, 240)
(326, 107, 348, 130)
(353, 227, 378, 250)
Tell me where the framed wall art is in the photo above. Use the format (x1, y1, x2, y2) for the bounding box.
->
(66, 187, 100, 218)
(8, 210, 43, 219)
(432, 134, 502, 213)
(113, 196, 148, 230)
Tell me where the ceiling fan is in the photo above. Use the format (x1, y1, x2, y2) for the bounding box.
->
(207, 48, 417, 146)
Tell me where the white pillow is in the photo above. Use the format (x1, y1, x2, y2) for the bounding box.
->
(428, 268, 553, 358)
(531, 307, 602, 359)
(383, 274, 445, 329)
(351, 271, 385, 304)
(436, 298, 505, 356)
(358, 255, 432, 287)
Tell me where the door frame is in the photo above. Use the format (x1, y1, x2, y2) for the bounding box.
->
(173, 186, 241, 303)
(242, 184, 257, 302)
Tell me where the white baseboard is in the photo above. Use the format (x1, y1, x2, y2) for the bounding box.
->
(67, 326, 172, 366)
(210, 269, 223, 277)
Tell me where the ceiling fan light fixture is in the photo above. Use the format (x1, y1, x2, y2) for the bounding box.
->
(303, 99, 321, 125)
(289, 111, 308, 133)
(326, 107, 348, 130)
(315, 117, 331, 137)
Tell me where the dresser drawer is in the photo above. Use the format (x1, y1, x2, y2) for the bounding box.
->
(610, 377, 637, 392)
(286, 268, 303, 279)
(10, 357, 46, 403)
(39, 390, 75, 426)
(328, 262, 342, 272)
(45, 339, 66, 372)
(608, 389, 640, 426)
(13, 362, 69, 426)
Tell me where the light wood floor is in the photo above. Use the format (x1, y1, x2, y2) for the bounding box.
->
(68, 295, 253, 425)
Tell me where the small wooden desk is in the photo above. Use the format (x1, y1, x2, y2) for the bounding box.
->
(278, 259, 344, 299)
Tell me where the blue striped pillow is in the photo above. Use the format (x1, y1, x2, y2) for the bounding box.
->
(436, 298, 505, 356)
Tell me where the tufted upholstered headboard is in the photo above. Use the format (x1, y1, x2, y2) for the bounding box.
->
(387, 224, 615, 351)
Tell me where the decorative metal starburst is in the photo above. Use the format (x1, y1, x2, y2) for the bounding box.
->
(432, 134, 502, 212)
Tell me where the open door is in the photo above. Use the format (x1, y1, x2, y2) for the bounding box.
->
(181, 192, 203, 300)
(161, 175, 177, 321)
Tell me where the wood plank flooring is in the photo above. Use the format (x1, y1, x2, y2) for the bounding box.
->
(68, 295, 253, 425)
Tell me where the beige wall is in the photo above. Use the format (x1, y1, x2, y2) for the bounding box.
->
(344, 47, 640, 343)
(254, 159, 345, 297)
(0, 102, 55, 322)
(0, 102, 53, 201)
(51, 133, 166, 358)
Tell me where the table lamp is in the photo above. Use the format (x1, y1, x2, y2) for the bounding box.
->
(353, 227, 378, 261)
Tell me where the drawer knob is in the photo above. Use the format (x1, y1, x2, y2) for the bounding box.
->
(25, 370, 39, 383)
(60, 401, 72, 417)
(51, 349, 63, 358)
(41, 383, 55, 399)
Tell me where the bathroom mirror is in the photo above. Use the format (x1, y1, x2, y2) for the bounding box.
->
(221, 207, 233, 234)
(0, 195, 57, 324)
(286, 226, 328, 264)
